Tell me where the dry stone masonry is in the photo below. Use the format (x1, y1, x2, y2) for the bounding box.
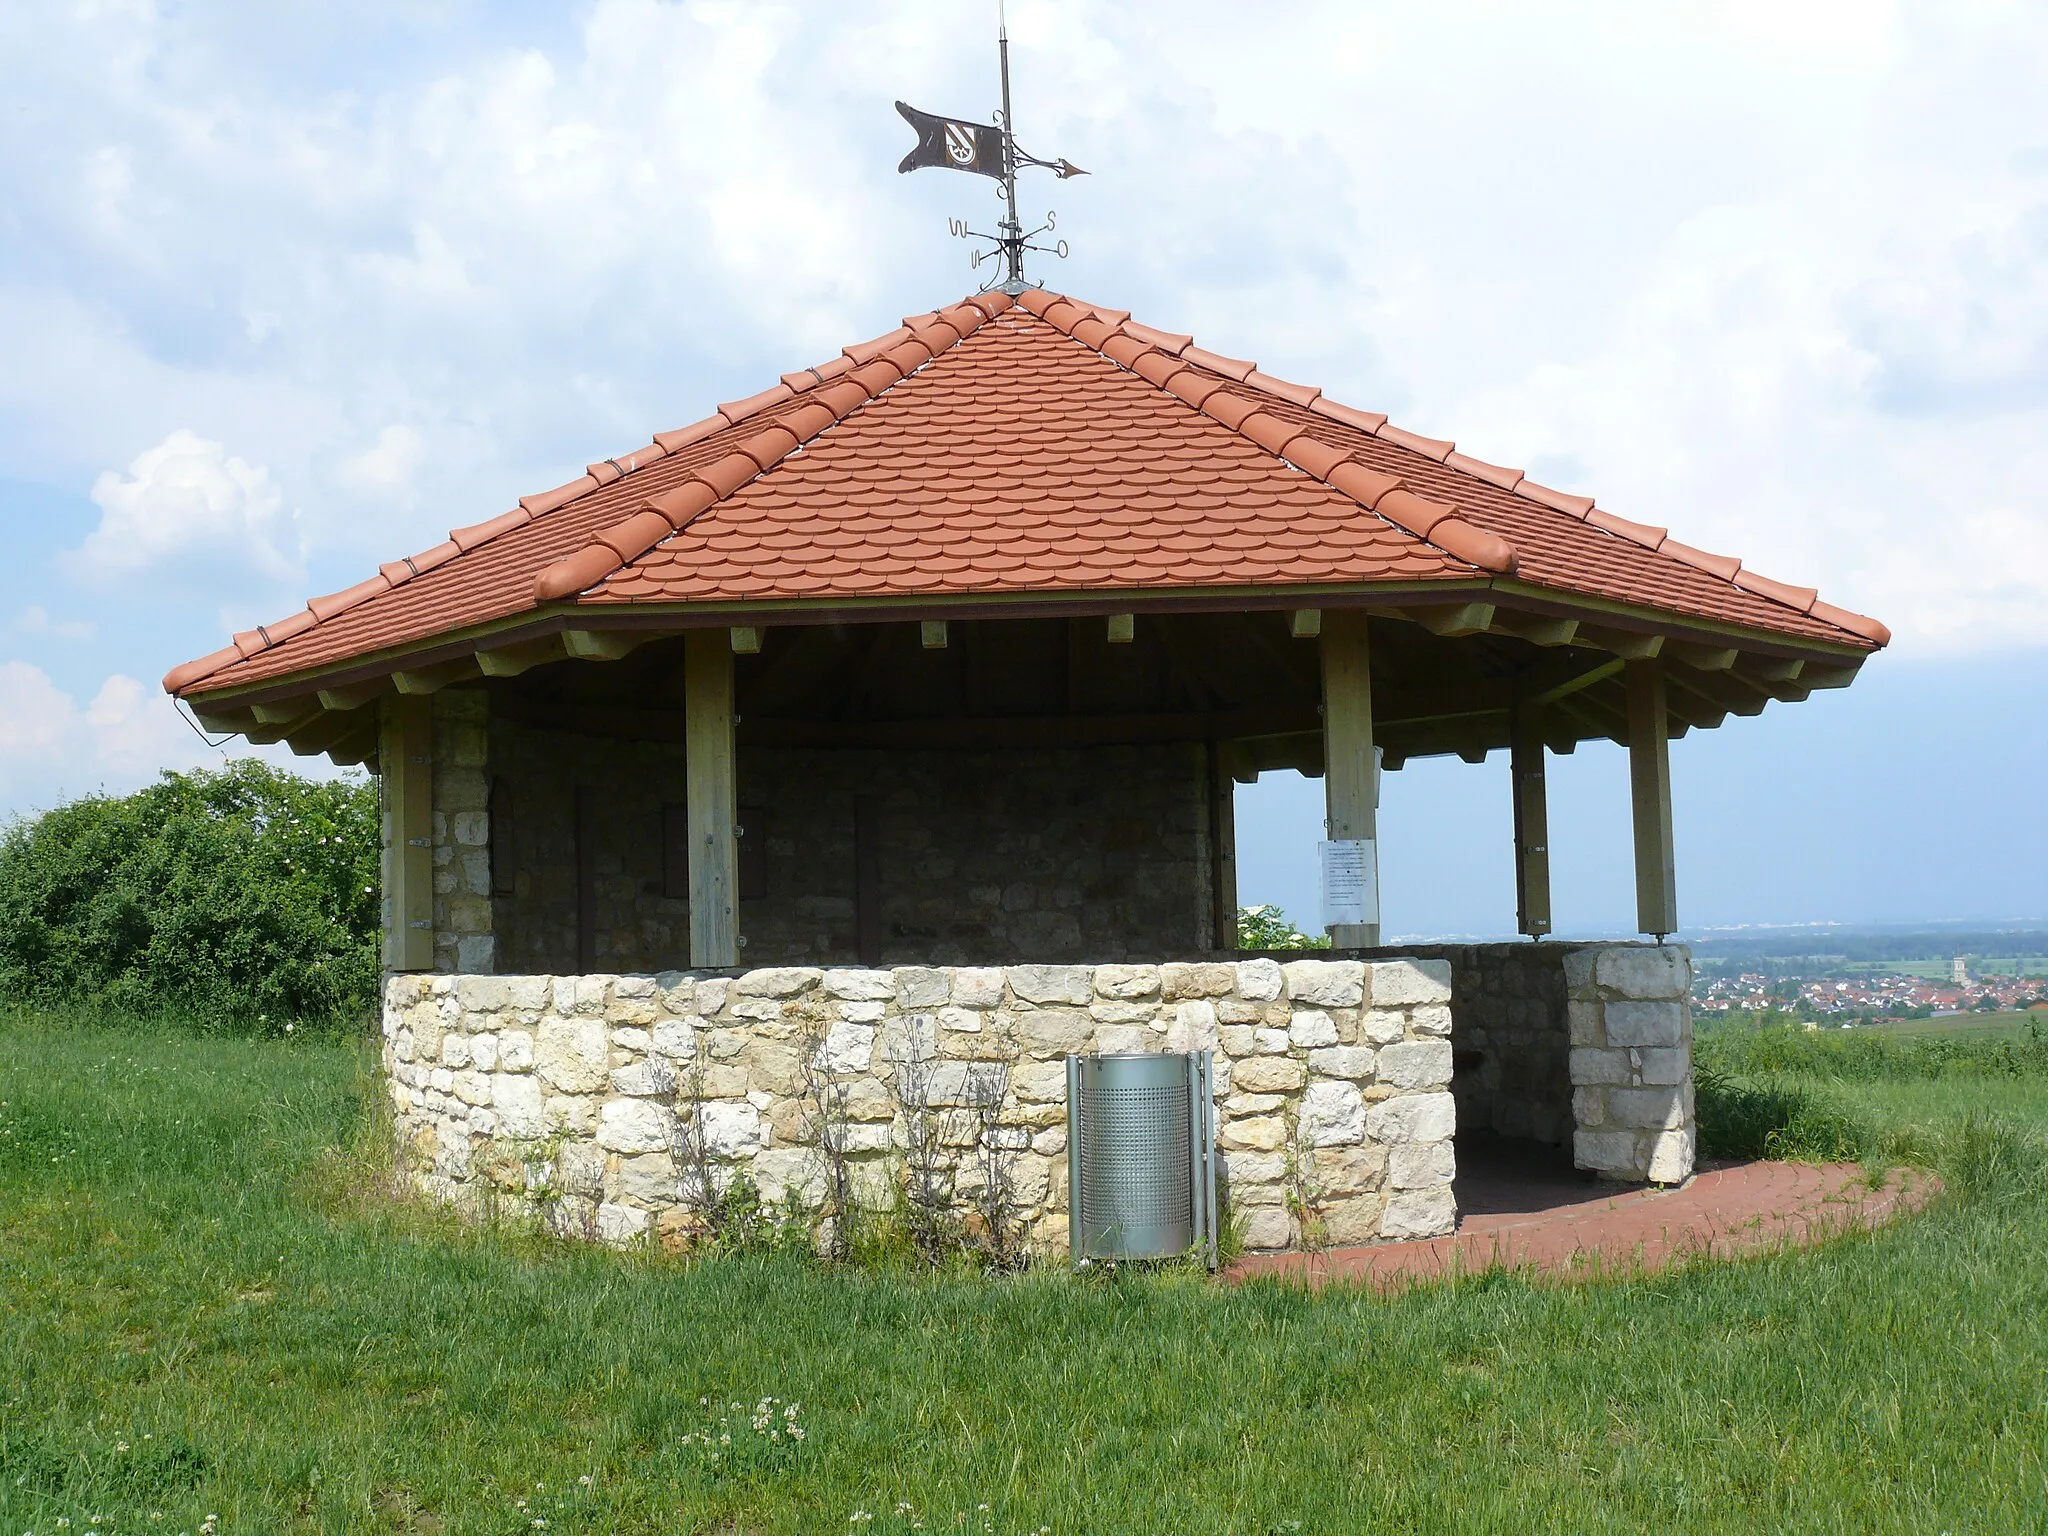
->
(382, 957, 1465, 1253)
(1564, 944, 1697, 1183)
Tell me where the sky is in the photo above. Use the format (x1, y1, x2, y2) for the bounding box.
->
(0, 0, 2042, 936)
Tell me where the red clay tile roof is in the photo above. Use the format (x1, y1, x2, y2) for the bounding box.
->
(165, 289, 1886, 698)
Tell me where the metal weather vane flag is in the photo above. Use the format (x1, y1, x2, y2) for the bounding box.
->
(895, 13, 1085, 293)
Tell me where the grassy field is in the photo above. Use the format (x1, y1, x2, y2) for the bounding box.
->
(4, 1013, 2048, 1534)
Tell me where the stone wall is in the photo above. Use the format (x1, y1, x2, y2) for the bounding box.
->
(1400, 942, 1575, 1146)
(381, 957, 1461, 1254)
(432, 690, 493, 974)
(1386, 940, 1695, 1183)
(484, 714, 1221, 971)
(1565, 944, 1696, 1183)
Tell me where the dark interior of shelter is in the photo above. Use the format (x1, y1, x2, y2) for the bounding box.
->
(476, 607, 1730, 973)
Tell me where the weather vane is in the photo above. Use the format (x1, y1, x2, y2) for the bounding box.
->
(895, 8, 1085, 294)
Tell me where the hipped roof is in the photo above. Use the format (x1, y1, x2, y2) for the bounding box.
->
(165, 287, 1886, 702)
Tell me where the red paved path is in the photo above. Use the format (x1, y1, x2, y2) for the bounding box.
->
(1227, 1158, 1937, 1291)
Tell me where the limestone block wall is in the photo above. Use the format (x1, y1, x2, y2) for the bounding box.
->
(1564, 945, 1696, 1183)
(431, 690, 493, 974)
(1405, 942, 1575, 1146)
(381, 957, 1460, 1254)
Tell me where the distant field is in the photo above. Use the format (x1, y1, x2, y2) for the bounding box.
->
(1870, 1010, 2048, 1040)
(4, 1010, 2048, 1533)
(1834, 958, 2048, 981)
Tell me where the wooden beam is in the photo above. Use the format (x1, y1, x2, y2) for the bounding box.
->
(392, 657, 482, 694)
(1664, 640, 1738, 671)
(1289, 609, 1322, 639)
(1492, 611, 1580, 647)
(244, 705, 325, 746)
(684, 629, 739, 968)
(1580, 625, 1664, 661)
(1735, 655, 1804, 684)
(1408, 602, 1497, 637)
(1626, 660, 1678, 940)
(1802, 660, 1864, 690)
(250, 697, 315, 725)
(1667, 667, 1769, 719)
(730, 626, 762, 655)
(1320, 609, 1380, 948)
(1106, 613, 1135, 644)
(564, 628, 657, 662)
(476, 635, 566, 677)
(316, 677, 390, 712)
(1529, 657, 1624, 708)
(1510, 700, 1553, 937)
(193, 706, 258, 736)
(325, 717, 380, 770)
(284, 708, 368, 758)
(379, 694, 434, 971)
(920, 619, 949, 650)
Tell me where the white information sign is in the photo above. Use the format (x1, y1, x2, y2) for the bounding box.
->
(1318, 838, 1379, 928)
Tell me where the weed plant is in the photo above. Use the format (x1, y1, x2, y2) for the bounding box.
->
(4, 1009, 2047, 1532)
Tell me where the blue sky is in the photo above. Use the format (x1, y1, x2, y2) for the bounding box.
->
(1, 1, 2042, 933)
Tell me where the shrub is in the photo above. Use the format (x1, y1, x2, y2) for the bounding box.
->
(0, 760, 379, 1032)
(1236, 904, 1330, 951)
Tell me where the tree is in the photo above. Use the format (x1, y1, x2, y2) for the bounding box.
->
(0, 760, 380, 1029)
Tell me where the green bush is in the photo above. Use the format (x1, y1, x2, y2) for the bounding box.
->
(1236, 904, 1330, 950)
(0, 760, 379, 1032)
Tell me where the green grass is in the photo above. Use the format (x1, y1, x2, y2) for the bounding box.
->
(5, 1012, 2048, 1533)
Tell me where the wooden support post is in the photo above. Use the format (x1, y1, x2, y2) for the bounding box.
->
(1207, 742, 1239, 952)
(1105, 613, 1134, 644)
(685, 630, 739, 968)
(378, 694, 434, 972)
(1626, 659, 1679, 939)
(920, 619, 949, 649)
(1320, 609, 1380, 948)
(1509, 700, 1552, 937)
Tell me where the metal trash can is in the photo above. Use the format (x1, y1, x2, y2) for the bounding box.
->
(1066, 1050, 1217, 1267)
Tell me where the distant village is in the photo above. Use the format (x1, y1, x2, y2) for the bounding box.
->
(1696, 953, 2048, 1024)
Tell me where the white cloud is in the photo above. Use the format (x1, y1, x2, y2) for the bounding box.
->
(0, 0, 2041, 678)
(13, 606, 96, 641)
(68, 429, 302, 591)
(337, 424, 427, 500)
(0, 660, 327, 814)
(0, 661, 203, 809)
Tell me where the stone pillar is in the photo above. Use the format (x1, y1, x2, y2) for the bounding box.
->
(1565, 943, 1695, 1184)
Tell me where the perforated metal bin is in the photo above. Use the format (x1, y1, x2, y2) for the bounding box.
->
(1066, 1050, 1217, 1267)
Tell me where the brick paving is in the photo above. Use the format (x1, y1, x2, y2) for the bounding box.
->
(1227, 1137, 1937, 1290)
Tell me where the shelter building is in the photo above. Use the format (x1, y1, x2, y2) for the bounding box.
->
(165, 288, 1888, 1253)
